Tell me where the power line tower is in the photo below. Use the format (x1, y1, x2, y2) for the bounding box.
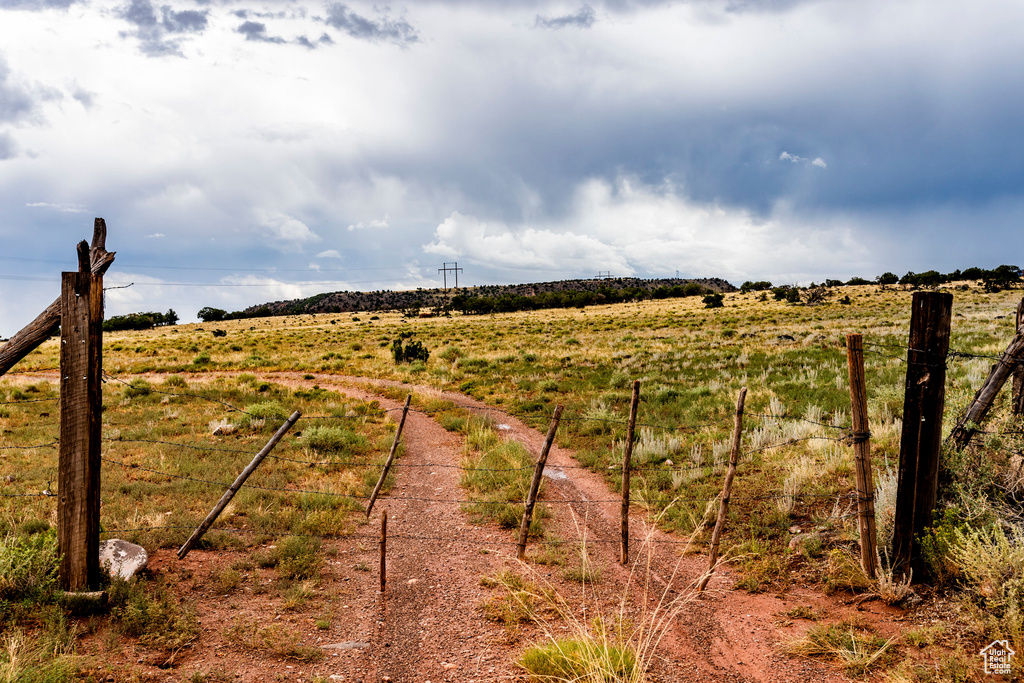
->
(596, 271, 612, 280)
(438, 262, 463, 296)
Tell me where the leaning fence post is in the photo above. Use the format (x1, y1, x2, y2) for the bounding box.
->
(893, 291, 952, 579)
(58, 241, 103, 591)
(697, 387, 747, 593)
(516, 405, 564, 561)
(177, 410, 301, 559)
(621, 380, 640, 565)
(846, 334, 877, 579)
(366, 394, 411, 517)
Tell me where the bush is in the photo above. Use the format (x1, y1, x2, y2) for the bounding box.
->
(109, 578, 200, 652)
(392, 338, 429, 364)
(123, 378, 152, 399)
(0, 531, 58, 602)
(702, 293, 724, 309)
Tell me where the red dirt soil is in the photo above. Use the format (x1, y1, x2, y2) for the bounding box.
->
(44, 371, 916, 681)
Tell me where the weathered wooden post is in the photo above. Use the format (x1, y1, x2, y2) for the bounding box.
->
(1013, 297, 1024, 418)
(58, 241, 103, 591)
(0, 218, 114, 378)
(379, 510, 387, 592)
(620, 380, 640, 565)
(846, 334, 877, 579)
(697, 387, 746, 593)
(516, 405, 563, 561)
(893, 292, 952, 579)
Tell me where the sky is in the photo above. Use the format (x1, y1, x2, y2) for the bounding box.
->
(1, 0, 1023, 332)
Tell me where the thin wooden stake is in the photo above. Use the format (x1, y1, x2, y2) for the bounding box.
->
(58, 248, 103, 592)
(366, 394, 411, 517)
(178, 410, 301, 559)
(1013, 297, 1024, 418)
(517, 405, 564, 561)
(893, 292, 952, 579)
(621, 380, 640, 565)
(847, 334, 877, 579)
(379, 510, 387, 593)
(697, 387, 747, 593)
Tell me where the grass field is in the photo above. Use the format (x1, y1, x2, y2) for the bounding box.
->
(3, 281, 1024, 680)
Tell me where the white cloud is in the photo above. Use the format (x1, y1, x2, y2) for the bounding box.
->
(425, 176, 871, 283)
(347, 215, 390, 231)
(145, 232, 165, 238)
(257, 212, 321, 251)
(779, 151, 827, 169)
(314, 249, 341, 258)
(25, 201, 87, 212)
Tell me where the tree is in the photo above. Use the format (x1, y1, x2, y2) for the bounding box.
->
(164, 309, 179, 326)
(197, 307, 226, 322)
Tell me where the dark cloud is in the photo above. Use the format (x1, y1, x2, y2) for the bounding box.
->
(295, 32, 334, 49)
(71, 86, 95, 109)
(0, 131, 15, 160)
(0, 0, 76, 10)
(0, 58, 35, 123)
(535, 4, 595, 29)
(117, 0, 210, 56)
(323, 3, 418, 46)
(237, 20, 286, 43)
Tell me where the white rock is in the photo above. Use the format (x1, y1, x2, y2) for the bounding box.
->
(99, 539, 148, 580)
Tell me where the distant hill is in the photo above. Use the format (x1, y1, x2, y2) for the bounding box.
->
(232, 277, 736, 318)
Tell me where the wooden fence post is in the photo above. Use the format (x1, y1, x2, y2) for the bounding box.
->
(58, 242, 103, 591)
(366, 394, 411, 517)
(1013, 297, 1024, 418)
(379, 510, 387, 593)
(0, 218, 114, 378)
(177, 410, 302, 559)
(893, 291, 952, 579)
(846, 334, 877, 579)
(697, 387, 747, 593)
(621, 381, 640, 565)
(516, 405, 564, 561)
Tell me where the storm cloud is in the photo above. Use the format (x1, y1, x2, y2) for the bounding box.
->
(322, 3, 418, 45)
(535, 4, 596, 29)
(1, 0, 1024, 330)
(118, 0, 209, 56)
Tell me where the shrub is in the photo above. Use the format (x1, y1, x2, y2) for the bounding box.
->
(275, 536, 321, 580)
(392, 338, 429, 364)
(0, 531, 58, 602)
(108, 578, 200, 652)
(123, 379, 152, 399)
(702, 293, 724, 309)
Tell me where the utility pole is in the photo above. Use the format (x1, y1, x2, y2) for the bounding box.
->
(438, 262, 463, 295)
(596, 271, 611, 280)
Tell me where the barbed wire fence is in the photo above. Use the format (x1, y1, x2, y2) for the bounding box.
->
(2, 292, 1022, 589)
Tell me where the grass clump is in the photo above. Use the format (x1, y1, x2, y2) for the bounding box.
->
(518, 637, 638, 682)
(460, 421, 547, 533)
(274, 536, 322, 580)
(225, 618, 323, 662)
(109, 578, 200, 653)
(783, 622, 896, 675)
(0, 530, 59, 603)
